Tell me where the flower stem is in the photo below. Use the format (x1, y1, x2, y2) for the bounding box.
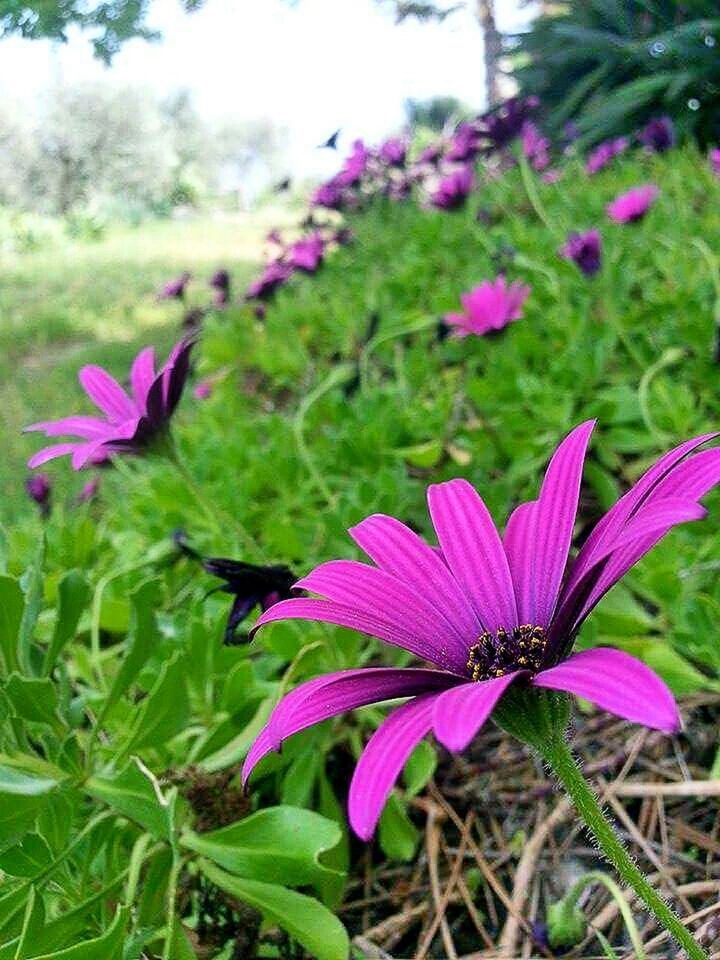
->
(541, 735, 708, 960)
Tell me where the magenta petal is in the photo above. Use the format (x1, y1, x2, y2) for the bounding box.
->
(348, 693, 441, 840)
(427, 479, 518, 633)
(349, 514, 479, 642)
(130, 347, 156, 409)
(294, 560, 469, 672)
(651, 448, 720, 501)
(79, 366, 136, 422)
(532, 420, 595, 627)
(25, 416, 114, 440)
(242, 667, 460, 785)
(503, 500, 537, 623)
(27, 443, 80, 468)
(533, 648, 680, 733)
(253, 597, 466, 671)
(432, 672, 520, 752)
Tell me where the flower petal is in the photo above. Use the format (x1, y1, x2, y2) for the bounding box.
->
(503, 500, 537, 623)
(532, 420, 595, 627)
(242, 667, 460, 784)
(533, 648, 680, 733)
(432, 672, 520, 752)
(27, 443, 80, 468)
(651, 448, 720, 501)
(25, 416, 114, 440)
(78, 366, 136, 422)
(294, 560, 469, 672)
(349, 693, 441, 840)
(349, 514, 479, 642)
(427, 479, 518, 633)
(163, 338, 195, 414)
(130, 347, 156, 409)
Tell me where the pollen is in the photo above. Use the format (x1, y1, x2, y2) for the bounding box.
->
(466, 624, 548, 681)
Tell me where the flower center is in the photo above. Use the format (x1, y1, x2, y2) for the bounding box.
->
(466, 624, 547, 681)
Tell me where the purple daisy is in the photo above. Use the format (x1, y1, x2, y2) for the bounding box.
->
(637, 116, 675, 153)
(585, 137, 629, 175)
(709, 148, 720, 178)
(244, 423, 720, 840)
(26, 339, 194, 470)
(246, 260, 294, 300)
(559, 230, 602, 277)
(378, 137, 407, 168)
(607, 184, 659, 224)
(287, 234, 325, 273)
(158, 272, 191, 301)
(445, 276, 530, 337)
(430, 165, 475, 211)
(521, 121, 551, 171)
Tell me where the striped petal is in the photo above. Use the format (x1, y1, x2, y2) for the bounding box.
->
(432, 672, 520, 752)
(130, 347, 156, 409)
(79, 365, 136, 422)
(503, 500, 537, 624)
(25, 416, 114, 440)
(27, 443, 81, 469)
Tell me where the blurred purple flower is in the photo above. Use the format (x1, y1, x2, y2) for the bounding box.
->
(585, 137, 629, 175)
(559, 230, 602, 277)
(542, 169, 563, 184)
(312, 178, 346, 210)
(446, 123, 482, 163)
(444, 276, 530, 337)
(210, 269, 231, 307)
(417, 142, 443, 166)
(287, 233, 325, 273)
(246, 261, 293, 300)
(637, 116, 675, 153)
(337, 139, 371, 187)
(202, 556, 298, 644)
(77, 476, 100, 504)
(25, 474, 51, 517)
(26, 339, 194, 470)
(243, 423, 720, 839)
(709, 148, 720, 177)
(607, 184, 659, 224)
(194, 380, 213, 400)
(254, 303, 267, 321)
(379, 137, 407, 167)
(521, 121, 551, 171)
(333, 227, 354, 246)
(430, 165, 475, 211)
(158, 272, 191, 301)
(481, 96, 539, 149)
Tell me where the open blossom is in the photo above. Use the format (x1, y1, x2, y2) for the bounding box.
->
(430, 165, 475, 210)
(709, 148, 720, 177)
(607, 184, 659, 224)
(287, 234, 325, 273)
(378, 137, 407, 167)
(521, 121, 551, 171)
(246, 260, 293, 300)
(637, 116, 674, 153)
(444, 276, 530, 337)
(158, 272, 191, 301)
(26, 339, 194, 470)
(25, 474, 51, 517)
(244, 424, 720, 839)
(559, 230, 602, 276)
(586, 137, 629, 175)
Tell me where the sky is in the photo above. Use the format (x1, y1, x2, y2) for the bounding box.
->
(0, 0, 536, 178)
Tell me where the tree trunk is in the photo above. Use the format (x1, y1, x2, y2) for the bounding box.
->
(477, 0, 502, 108)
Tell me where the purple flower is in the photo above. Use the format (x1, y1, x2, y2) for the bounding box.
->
(607, 184, 659, 224)
(444, 276, 530, 337)
(158, 272, 191, 301)
(378, 137, 407, 167)
(77, 476, 100, 504)
(246, 260, 293, 300)
(446, 123, 482, 163)
(244, 424, 720, 839)
(287, 233, 325, 273)
(202, 557, 297, 644)
(194, 380, 213, 400)
(709, 148, 720, 177)
(585, 137, 629, 175)
(542, 169, 563, 184)
(637, 116, 675, 153)
(336, 139, 371, 187)
(481, 96, 540, 149)
(559, 230, 602, 277)
(311, 178, 346, 210)
(521, 121, 551, 171)
(25, 474, 51, 517)
(430, 165, 475, 211)
(26, 339, 194, 470)
(417, 142, 443, 166)
(210, 269, 231, 307)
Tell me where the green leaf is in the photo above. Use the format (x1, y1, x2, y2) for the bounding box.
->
(4, 676, 60, 728)
(378, 794, 419, 862)
(30, 906, 126, 959)
(404, 740, 436, 797)
(17, 541, 45, 675)
(199, 698, 273, 772)
(0, 578, 23, 676)
(14, 886, 44, 960)
(199, 861, 349, 960)
(641, 642, 713, 696)
(43, 571, 90, 676)
(86, 757, 174, 841)
(118, 652, 189, 760)
(316, 774, 349, 910)
(0, 834, 52, 878)
(0, 764, 59, 853)
(182, 806, 343, 890)
(167, 919, 198, 960)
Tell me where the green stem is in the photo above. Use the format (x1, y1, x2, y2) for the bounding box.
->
(541, 736, 707, 960)
(162, 848, 184, 960)
(554, 870, 645, 958)
(517, 154, 554, 233)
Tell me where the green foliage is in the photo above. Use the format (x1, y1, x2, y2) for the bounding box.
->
(509, 2, 720, 146)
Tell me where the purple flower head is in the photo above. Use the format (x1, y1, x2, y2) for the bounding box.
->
(637, 116, 675, 153)
(386, 176, 412, 202)
(25, 474, 51, 516)
(77, 476, 100, 504)
(202, 556, 297, 645)
(287, 233, 325, 273)
(559, 230, 602, 277)
(244, 424, 720, 839)
(446, 123, 482, 163)
(246, 260, 293, 300)
(311, 178, 346, 210)
(542, 169, 562, 184)
(379, 136, 407, 168)
(521, 121, 551, 171)
(607, 184, 659, 224)
(481, 96, 539, 149)
(430, 165, 475, 211)
(336, 139, 371, 187)
(417, 142, 443, 166)
(254, 303, 267, 321)
(158, 272, 191, 301)
(26, 338, 195, 470)
(444, 276, 530, 337)
(585, 137, 629, 175)
(194, 380, 213, 400)
(709, 148, 720, 177)
(210, 269, 231, 307)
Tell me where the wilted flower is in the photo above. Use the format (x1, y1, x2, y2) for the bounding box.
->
(637, 116, 675, 153)
(709, 148, 720, 177)
(210, 269, 231, 307)
(430, 165, 475, 210)
(202, 557, 297, 644)
(244, 423, 720, 840)
(77, 476, 100, 504)
(26, 339, 194, 470)
(287, 234, 325, 273)
(246, 261, 293, 300)
(606, 184, 659, 224)
(158, 272, 191, 301)
(559, 230, 602, 276)
(444, 276, 530, 337)
(379, 137, 407, 167)
(25, 474, 51, 517)
(521, 121, 551, 171)
(194, 381, 213, 400)
(585, 137, 629, 175)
